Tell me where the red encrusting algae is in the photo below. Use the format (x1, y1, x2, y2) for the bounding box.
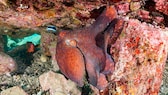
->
(109, 19, 168, 94)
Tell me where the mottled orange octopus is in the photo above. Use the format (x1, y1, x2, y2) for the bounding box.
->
(55, 6, 124, 90)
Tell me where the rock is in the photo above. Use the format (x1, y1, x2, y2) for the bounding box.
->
(1, 86, 28, 95)
(130, 1, 141, 11)
(115, 2, 130, 15)
(39, 54, 48, 63)
(40, 31, 57, 57)
(109, 19, 168, 94)
(0, 52, 17, 75)
(0, 35, 4, 51)
(39, 71, 81, 95)
(0, 0, 8, 6)
(154, 0, 168, 16)
(137, 9, 151, 21)
(40, 31, 59, 70)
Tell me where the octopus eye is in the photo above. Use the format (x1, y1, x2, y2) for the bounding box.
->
(65, 39, 77, 47)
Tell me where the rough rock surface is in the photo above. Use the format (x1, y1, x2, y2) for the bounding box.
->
(39, 71, 81, 95)
(0, 52, 17, 75)
(154, 0, 168, 16)
(109, 19, 168, 94)
(0, 27, 18, 76)
(1, 86, 28, 95)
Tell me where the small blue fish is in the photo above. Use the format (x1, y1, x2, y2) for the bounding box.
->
(46, 25, 57, 32)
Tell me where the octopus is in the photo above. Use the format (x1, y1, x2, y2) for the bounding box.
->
(55, 6, 124, 90)
(0, 52, 17, 75)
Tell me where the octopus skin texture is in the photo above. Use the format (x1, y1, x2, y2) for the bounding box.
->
(55, 6, 124, 90)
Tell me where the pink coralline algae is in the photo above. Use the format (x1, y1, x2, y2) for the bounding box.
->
(115, 2, 130, 15)
(0, 52, 17, 75)
(154, 0, 168, 16)
(137, 9, 151, 20)
(109, 19, 168, 94)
